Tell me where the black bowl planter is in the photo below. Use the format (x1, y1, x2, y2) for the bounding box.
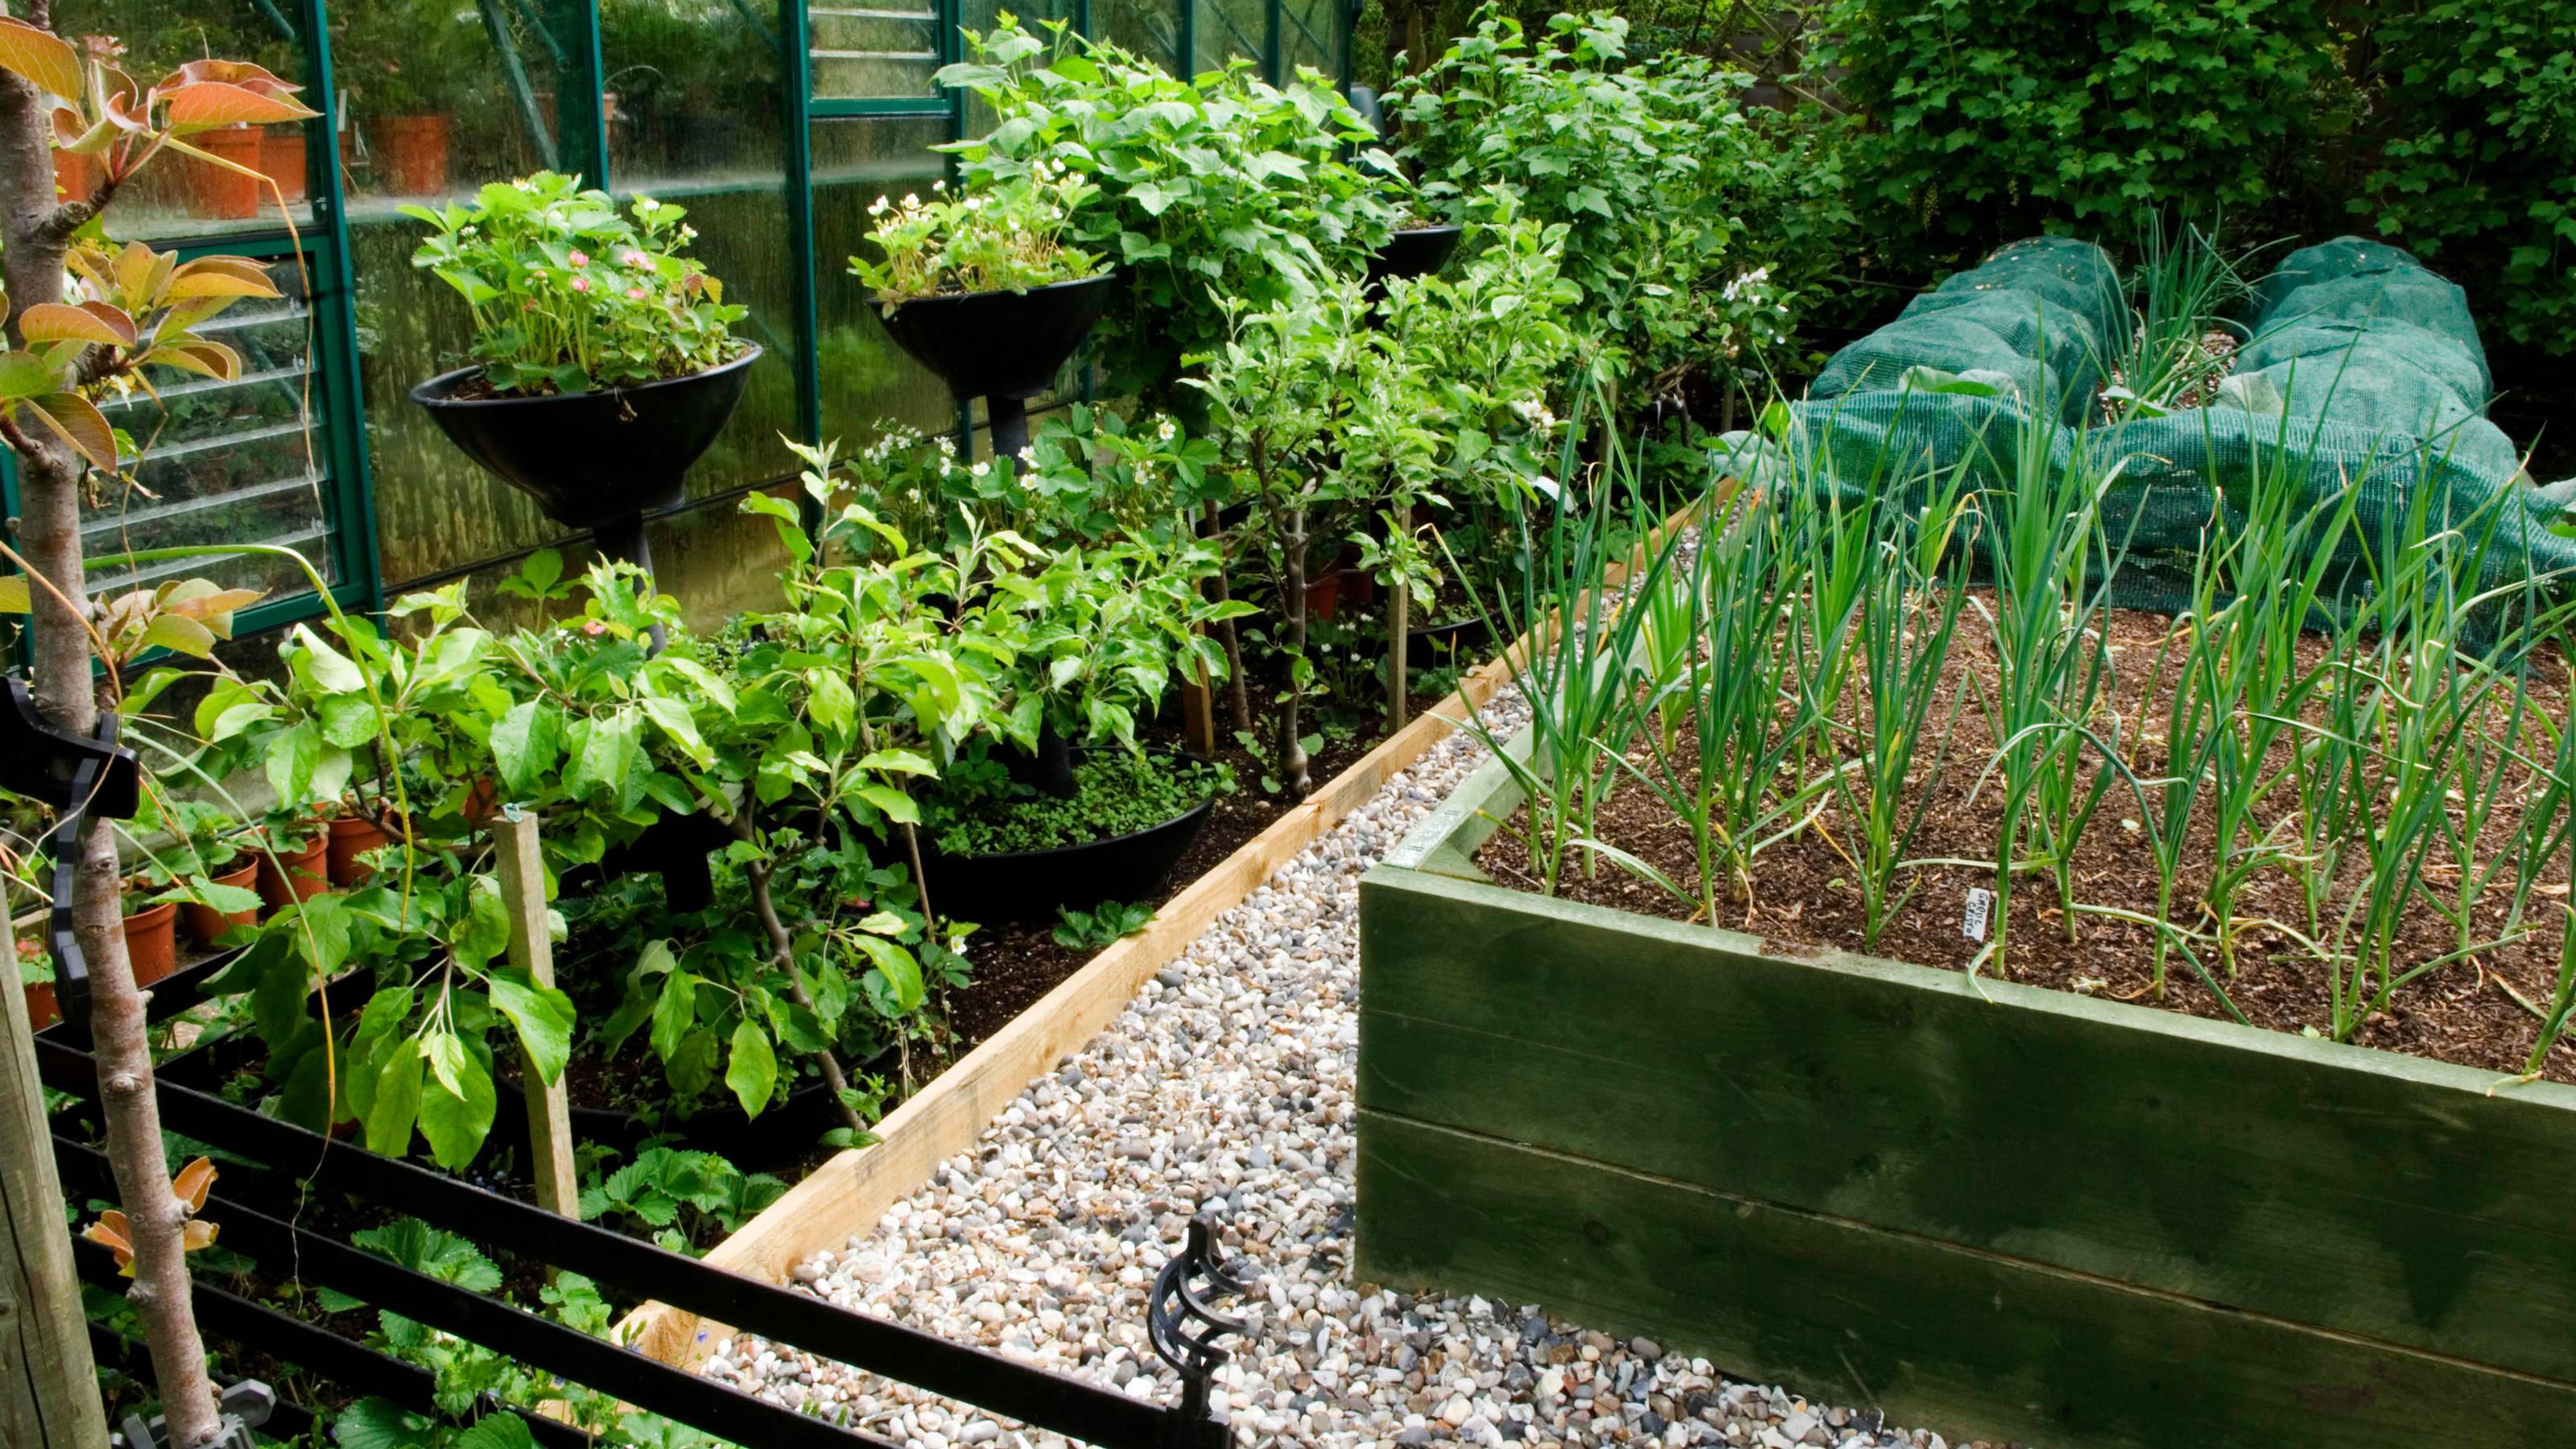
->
(1367, 225, 1464, 293)
(410, 344, 762, 603)
(924, 749, 1218, 923)
(878, 274, 1113, 462)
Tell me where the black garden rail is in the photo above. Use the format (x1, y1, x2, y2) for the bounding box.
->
(43, 1034, 1253, 1449)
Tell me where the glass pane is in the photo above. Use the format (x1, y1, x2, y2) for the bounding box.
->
(808, 0, 943, 101)
(334, 0, 580, 213)
(89, 259, 338, 602)
(1096, 0, 1182, 74)
(811, 118, 964, 440)
(604, 0, 801, 500)
(1281, 0, 1338, 78)
(52, 0, 319, 240)
(1195, 0, 1268, 74)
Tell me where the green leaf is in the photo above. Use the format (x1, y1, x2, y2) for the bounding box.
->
(332, 1399, 437, 1449)
(137, 612, 217, 659)
(651, 970, 699, 1061)
(264, 720, 320, 803)
(725, 1018, 778, 1118)
(451, 1414, 539, 1449)
(416, 1050, 496, 1170)
(856, 784, 920, 824)
(489, 970, 576, 1087)
(0, 351, 57, 402)
(291, 623, 368, 693)
(641, 694, 712, 769)
(489, 698, 560, 794)
(363, 1038, 425, 1156)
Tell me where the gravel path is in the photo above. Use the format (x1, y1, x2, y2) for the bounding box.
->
(707, 700, 2014, 1449)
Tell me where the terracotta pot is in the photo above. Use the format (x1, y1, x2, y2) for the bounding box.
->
(262, 126, 308, 204)
(374, 114, 451, 196)
(1340, 553, 1377, 610)
(461, 776, 502, 824)
(52, 147, 95, 204)
(327, 814, 393, 886)
(184, 125, 263, 221)
(1303, 570, 1340, 624)
(254, 834, 331, 912)
(180, 858, 260, 945)
(122, 899, 178, 987)
(23, 982, 57, 1031)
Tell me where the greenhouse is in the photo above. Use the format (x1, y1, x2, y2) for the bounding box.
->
(6, 3, 2576, 1449)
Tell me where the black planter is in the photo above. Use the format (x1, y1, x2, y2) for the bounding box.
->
(410, 345, 761, 530)
(878, 275, 1113, 460)
(1410, 612, 1492, 657)
(1368, 225, 1464, 291)
(925, 751, 1217, 922)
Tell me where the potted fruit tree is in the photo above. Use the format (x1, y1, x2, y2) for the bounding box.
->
(851, 164, 1110, 464)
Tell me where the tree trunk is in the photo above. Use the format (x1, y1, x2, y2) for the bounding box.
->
(0, 57, 223, 1449)
(1278, 503, 1312, 799)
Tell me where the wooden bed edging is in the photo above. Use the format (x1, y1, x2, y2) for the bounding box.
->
(617, 502, 1699, 1368)
(1356, 725, 2576, 1449)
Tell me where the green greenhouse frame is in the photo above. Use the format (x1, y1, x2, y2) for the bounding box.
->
(6, 0, 1355, 647)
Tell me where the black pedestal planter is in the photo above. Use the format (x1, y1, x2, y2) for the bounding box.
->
(879, 275, 1113, 462)
(1367, 225, 1464, 293)
(924, 751, 1216, 923)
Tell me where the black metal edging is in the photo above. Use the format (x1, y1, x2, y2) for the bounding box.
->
(57, 1137, 899, 1449)
(73, 1233, 594, 1449)
(36, 1036, 1236, 1449)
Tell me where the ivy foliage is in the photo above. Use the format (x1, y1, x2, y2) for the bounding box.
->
(2359, 0, 2576, 348)
(1811, 0, 2330, 262)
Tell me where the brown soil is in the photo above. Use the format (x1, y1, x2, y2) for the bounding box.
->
(1475, 601, 2576, 1083)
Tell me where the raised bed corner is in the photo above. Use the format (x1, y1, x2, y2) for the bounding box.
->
(1356, 729, 2576, 1449)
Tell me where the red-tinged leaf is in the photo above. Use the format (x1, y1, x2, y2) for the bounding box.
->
(0, 351, 61, 402)
(20, 390, 119, 473)
(172, 1156, 217, 1212)
(112, 240, 157, 300)
(180, 1219, 220, 1253)
(18, 301, 130, 346)
(0, 19, 85, 101)
(166, 257, 279, 300)
(159, 59, 303, 94)
(159, 81, 317, 133)
(139, 341, 242, 381)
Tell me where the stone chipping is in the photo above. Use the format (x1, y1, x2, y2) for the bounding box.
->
(707, 696, 2019, 1449)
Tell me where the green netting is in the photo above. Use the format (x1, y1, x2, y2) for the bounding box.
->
(1719, 235, 2576, 616)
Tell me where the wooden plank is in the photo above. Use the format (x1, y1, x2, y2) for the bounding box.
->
(613, 497, 1702, 1367)
(493, 808, 578, 1220)
(1, 910, 109, 1446)
(614, 647, 1521, 1365)
(1356, 861, 2576, 1391)
(1356, 1109, 2576, 1449)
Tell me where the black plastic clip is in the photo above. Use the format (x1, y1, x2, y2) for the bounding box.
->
(113, 1377, 275, 1449)
(1149, 1208, 1255, 1449)
(0, 676, 140, 1032)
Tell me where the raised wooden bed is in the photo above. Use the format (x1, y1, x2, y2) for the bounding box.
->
(1356, 732, 2576, 1449)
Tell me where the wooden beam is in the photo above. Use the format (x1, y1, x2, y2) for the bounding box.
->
(1, 910, 109, 1447)
(493, 808, 578, 1221)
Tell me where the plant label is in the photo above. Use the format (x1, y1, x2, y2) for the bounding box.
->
(1962, 888, 1993, 942)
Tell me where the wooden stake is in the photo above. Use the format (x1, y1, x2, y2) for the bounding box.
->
(493, 809, 578, 1220)
(1, 910, 109, 1447)
(1181, 624, 1218, 759)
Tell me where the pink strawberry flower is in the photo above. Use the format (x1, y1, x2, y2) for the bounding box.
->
(625, 286, 647, 299)
(570, 276, 592, 292)
(569, 250, 589, 267)
(620, 249, 647, 267)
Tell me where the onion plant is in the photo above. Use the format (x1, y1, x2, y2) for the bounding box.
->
(1971, 404, 2129, 972)
(1818, 464, 1974, 948)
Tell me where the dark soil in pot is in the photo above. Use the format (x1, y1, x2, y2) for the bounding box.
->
(923, 749, 1224, 923)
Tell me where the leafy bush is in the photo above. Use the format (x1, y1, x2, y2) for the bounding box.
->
(1808, 0, 2330, 267)
(2359, 0, 2576, 349)
(405, 171, 746, 394)
(938, 18, 1403, 408)
(1386, 7, 1776, 406)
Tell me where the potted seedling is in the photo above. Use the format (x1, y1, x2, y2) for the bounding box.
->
(151, 801, 261, 945)
(119, 876, 178, 986)
(851, 165, 1111, 463)
(324, 791, 405, 886)
(251, 807, 329, 912)
(408, 173, 755, 609)
(18, 933, 56, 1030)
